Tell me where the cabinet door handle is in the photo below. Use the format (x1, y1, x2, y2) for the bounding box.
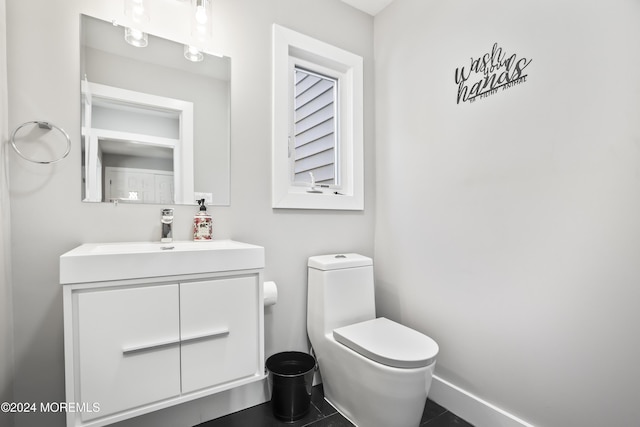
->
(181, 328, 230, 345)
(122, 338, 181, 355)
(122, 329, 229, 355)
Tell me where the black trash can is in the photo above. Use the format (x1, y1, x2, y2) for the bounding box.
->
(266, 351, 316, 422)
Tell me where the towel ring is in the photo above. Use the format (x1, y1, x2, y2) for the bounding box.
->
(10, 121, 71, 165)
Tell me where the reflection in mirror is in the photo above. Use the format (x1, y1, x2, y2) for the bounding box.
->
(80, 14, 230, 205)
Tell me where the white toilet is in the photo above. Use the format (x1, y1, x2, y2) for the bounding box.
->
(307, 253, 439, 427)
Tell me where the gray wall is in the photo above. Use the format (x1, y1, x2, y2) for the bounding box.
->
(374, 0, 640, 426)
(6, 0, 374, 426)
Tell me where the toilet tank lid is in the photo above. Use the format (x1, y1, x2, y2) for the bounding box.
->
(308, 253, 372, 270)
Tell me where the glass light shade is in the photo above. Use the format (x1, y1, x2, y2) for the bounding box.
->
(124, 27, 148, 47)
(191, 0, 212, 42)
(124, 0, 150, 23)
(184, 45, 204, 62)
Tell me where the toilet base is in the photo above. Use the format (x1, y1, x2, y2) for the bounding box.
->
(316, 336, 435, 427)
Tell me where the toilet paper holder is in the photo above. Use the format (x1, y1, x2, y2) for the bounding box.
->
(264, 281, 278, 307)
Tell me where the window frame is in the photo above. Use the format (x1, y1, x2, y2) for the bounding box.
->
(272, 24, 363, 210)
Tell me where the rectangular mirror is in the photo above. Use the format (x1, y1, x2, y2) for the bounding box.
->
(80, 14, 230, 205)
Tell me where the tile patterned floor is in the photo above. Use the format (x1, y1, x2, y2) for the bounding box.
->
(196, 385, 474, 426)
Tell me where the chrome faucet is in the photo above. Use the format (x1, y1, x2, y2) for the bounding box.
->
(161, 208, 174, 243)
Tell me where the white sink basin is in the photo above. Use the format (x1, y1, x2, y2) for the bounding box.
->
(60, 240, 265, 284)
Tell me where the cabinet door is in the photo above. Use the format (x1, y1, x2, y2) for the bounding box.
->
(180, 276, 259, 393)
(76, 284, 181, 421)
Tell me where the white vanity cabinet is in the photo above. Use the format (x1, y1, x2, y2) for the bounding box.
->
(61, 241, 265, 427)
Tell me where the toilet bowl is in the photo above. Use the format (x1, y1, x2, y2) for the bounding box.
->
(307, 254, 439, 427)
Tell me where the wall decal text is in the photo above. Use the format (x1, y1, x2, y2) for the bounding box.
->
(455, 43, 532, 104)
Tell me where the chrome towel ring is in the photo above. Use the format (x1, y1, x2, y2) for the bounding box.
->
(10, 121, 71, 165)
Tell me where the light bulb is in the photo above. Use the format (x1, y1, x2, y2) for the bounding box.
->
(133, 6, 145, 19)
(125, 0, 150, 23)
(191, 0, 211, 41)
(195, 5, 208, 24)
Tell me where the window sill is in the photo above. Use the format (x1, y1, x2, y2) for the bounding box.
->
(272, 187, 363, 210)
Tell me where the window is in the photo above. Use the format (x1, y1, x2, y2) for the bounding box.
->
(272, 24, 363, 210)
(293, 67, 338, 187)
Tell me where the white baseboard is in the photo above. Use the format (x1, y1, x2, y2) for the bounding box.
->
(429, 375, 535, 427)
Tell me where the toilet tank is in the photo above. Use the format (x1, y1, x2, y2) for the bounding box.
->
(307, 254, 376, 334)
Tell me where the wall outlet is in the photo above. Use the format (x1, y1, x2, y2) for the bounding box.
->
(194, 192, 213, 205)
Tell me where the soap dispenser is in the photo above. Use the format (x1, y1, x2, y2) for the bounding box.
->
(193, 199, 213, 241)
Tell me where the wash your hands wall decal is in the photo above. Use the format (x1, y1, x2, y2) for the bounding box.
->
(455, 42, 532, 104)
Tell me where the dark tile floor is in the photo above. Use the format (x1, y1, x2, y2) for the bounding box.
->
(196, 384, 474, 426)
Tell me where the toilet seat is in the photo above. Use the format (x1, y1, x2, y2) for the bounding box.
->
(333, 317, 439, 369)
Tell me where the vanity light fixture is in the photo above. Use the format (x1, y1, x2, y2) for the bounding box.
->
(124, 27, 148, 47)
(123, 0, 149, 47)
(191, 0, 212, 42)
(184, 45, 204, 62)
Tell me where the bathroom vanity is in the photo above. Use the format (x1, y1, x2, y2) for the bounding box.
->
(60, 240, 265, 427)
